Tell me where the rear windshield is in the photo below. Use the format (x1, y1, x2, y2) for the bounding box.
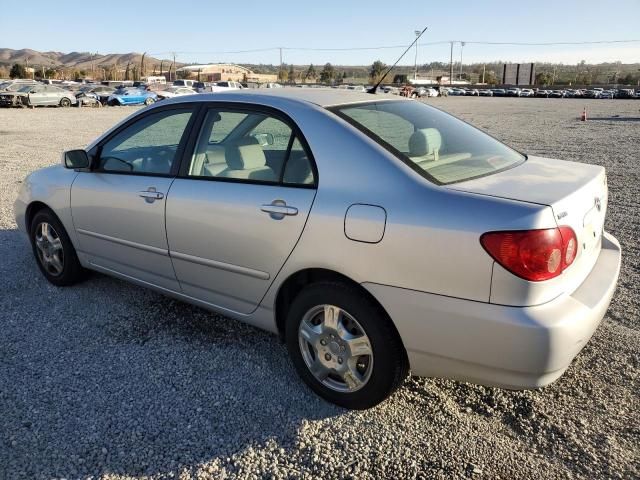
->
(332, 101, 525, 184)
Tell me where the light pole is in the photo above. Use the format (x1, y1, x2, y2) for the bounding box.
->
(414, 30, 421, 81)
(459, 42, 465, 80)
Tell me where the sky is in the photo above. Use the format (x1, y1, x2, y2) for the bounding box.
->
(1, 0, 639, 66)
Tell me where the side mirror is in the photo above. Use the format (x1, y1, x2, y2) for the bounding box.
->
(63, 149, 90, 169)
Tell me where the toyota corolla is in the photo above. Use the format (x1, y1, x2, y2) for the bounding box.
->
(14, 90, 621, 409)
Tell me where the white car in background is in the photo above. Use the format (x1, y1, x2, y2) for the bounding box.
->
(156, 86, 197, 100)
(200, 81, 244, 93)
(520, 89, 534, 97)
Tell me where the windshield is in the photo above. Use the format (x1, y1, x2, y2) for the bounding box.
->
(332, 100, 525, 185)
(17, 85, 33, 93)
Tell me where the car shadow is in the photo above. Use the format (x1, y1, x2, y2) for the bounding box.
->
(0, 228, 344, 478)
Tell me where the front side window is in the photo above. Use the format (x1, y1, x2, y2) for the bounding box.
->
(98, 108, 193, 175)
(187, 108, 315, 185)
(332, 101, 525, 184)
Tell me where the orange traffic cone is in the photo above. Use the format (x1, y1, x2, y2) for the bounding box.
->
(581, 107, 587, 121)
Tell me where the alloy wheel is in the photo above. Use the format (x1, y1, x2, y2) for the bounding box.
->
(34, 222, 64, 276)
(298, 304, 373, 392)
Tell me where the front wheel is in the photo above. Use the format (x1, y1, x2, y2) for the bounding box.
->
(59, 97, 71, 107)
(286, 282, 408, 409)
(30, 209, 86, 286)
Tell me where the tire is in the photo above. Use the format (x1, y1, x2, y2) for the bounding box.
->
(30, 208, 86, 286)
(144, 97, 155, 105)
(59, 97, 71, 107)
(108, 99, 120, 107)
(285, 281, 408, 409)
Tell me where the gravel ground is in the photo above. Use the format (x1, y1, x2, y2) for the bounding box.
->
(0, 99, 638, 480)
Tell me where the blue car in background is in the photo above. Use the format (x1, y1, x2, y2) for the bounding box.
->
(107, 87, 158, 106)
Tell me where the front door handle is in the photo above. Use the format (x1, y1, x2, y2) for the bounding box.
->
(139, 187, 164, 203)
(261, 200, 298, 219)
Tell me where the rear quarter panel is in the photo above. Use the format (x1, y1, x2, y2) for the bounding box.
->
(259, 104, 557, 313)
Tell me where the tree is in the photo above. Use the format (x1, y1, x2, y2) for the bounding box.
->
(319, 63, 335, 84)
(140, 52, 146, 79)
(305, 64, 316, 82)
(484, 70, 498, 85)
(369, 60, 387, 84)
(10, 63, 27, 79)
(288, 64, 296, 84)
(278, 66, 288, 82)
(535, 72, 553, 86)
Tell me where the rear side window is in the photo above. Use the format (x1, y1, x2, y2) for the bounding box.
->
(332, 101, 525, 185)
(186, 108, 315, 186)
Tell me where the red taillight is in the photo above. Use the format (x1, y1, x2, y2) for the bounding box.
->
(480, 227, 578, 282)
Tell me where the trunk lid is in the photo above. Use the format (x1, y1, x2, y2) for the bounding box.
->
(448, 155, 607, 289)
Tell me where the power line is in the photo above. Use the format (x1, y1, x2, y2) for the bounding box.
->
(147, 39, 640, 57)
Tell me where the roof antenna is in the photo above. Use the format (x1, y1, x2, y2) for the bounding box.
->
(368, 26, 428, 94)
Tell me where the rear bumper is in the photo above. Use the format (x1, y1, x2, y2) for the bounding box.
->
(363, 231, 621, 389)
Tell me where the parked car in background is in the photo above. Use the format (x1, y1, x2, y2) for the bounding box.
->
(261, 82, 282, 89)
(519, 89, 534, 97)
(15, 90, 621, 410)
(143, 76, 167, 85)
(173, 79, 196, 88)
(193, 82, 213, 93)
(506, 88, 521, 97)
(465, 89, 479, 96)
(0, 79, 38, 92)
(346, 85, 367, 93)
(198, 81, 245, 93)
(599, 90, 614, 99)
(156, 86, 197, 100)
(549, 90, 566, 98)
(535, 90, 551, 98)
(491, 89, 506, 97)
(107, 87, 158, 106)
(75, 85, 115, 105)
(478, 89, 493, 96)
(412, 87, 438, 98)
(0, 84, 77, 107)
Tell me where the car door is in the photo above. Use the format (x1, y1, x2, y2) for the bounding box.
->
(28, 85, 47, 105)
(71, 105, 197, 291)
(165, 105, 317, 314)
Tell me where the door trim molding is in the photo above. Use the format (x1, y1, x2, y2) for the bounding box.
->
(170, 250, 270, 280)
(76, 229, 169, 256)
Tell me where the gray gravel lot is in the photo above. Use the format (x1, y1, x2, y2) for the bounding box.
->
(0, 98, 638, 479)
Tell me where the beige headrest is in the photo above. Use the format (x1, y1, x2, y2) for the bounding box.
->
(409, 128, 442, 157)
(226, 143, 266, 170)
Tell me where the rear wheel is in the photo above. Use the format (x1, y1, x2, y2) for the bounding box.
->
(144, 97, 155, 105)
(285, 282, 408, 409)
(30, 209, 86, 286)
(59, 97, 71, 107)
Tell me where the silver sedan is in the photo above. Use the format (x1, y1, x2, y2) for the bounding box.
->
(14, 90, 621, 409)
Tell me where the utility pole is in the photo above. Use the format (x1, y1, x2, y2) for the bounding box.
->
(279, 47, 283, 82)
(482, 64, 485, 84)
(414, 30, 420, 81)
(459, 42, 465, 80)
(449, 41, 454, 85)
(171, 52, 176, 82)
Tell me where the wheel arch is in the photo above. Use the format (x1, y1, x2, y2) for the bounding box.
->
(274, 268, 408, 362)
(25, 201, 53, 230)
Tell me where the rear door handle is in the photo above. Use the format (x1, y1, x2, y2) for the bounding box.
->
(261, 204, 298, 216)
(139, 187, 164, 203)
